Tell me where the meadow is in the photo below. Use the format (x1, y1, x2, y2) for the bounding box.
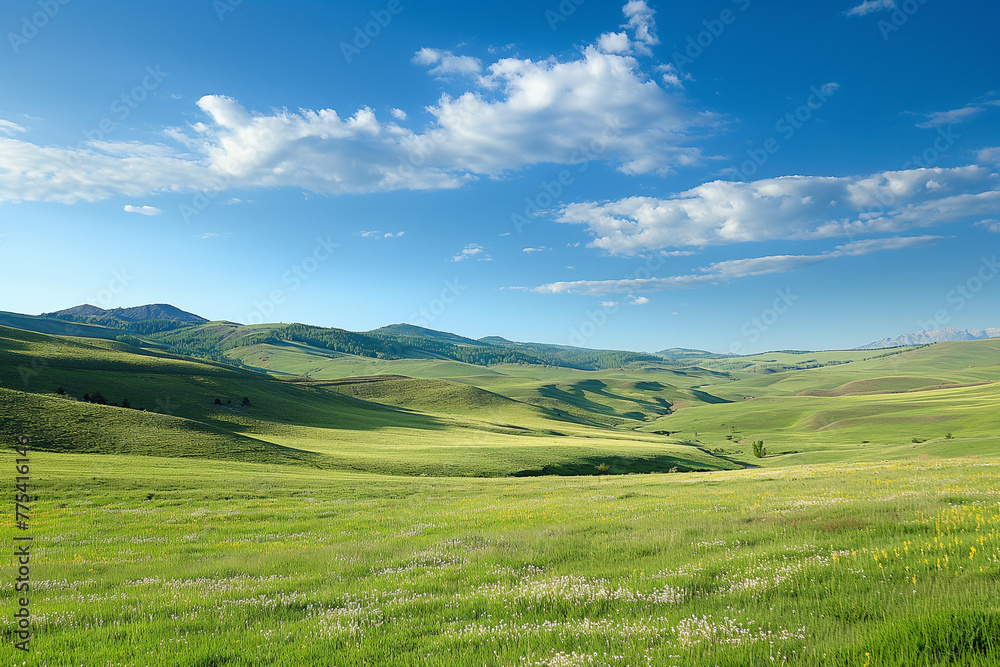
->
(1, 324, 999, 664)
(1, 453, 999, 666)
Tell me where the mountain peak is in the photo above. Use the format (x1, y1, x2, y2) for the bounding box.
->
(42, 303, 207, 323)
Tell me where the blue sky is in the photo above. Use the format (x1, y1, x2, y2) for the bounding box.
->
(1, 0, 998, 353)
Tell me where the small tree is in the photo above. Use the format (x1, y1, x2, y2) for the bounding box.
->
(241, 396, 250, 407)
(752, 439, 767, 458)
(214, 398, 222, 405)
(56, 386, 65, 395)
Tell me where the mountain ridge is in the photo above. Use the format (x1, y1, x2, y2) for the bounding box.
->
(858, 327, 1000, 349)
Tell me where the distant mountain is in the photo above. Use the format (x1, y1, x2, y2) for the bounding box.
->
(43, 303, 207, 324)
(369, 323, 483, 346)
(858, 327, 1000, 349)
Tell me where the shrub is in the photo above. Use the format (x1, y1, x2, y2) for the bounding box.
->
(751, 440, 767, 458)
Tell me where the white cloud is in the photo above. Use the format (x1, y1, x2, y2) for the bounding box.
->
(597, 31, 631, 54)
(844, 0, 895, 17)
(451, 243, 492, 262)
(360, 230, 405, 239)
(531, 236, 941, 295)
(522, 246, 548, 253)
(977, 146, 1000, 165)
(123, 204, 163, 216)
(820, 82, 841, 96)
(599, 300, 619, 308)
(413, 48, 483, 76)
(915, 105, 984, 129)
(976, 219, 1000, 233)
(0, 2, 711, 204)
(0, 119, 26, 135)
(555, 165, 1000, 253)
(629, 295, 650, 305)
(622, 0, 659, 53)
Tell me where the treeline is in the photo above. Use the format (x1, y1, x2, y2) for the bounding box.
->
(50, 314, 190, 335)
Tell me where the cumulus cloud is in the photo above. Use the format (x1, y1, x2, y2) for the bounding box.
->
(623, 0, 659, 53)
(844, 0, 895, 17)
(555, 165, 1000, 253)
(123, 204, 163, 216)
(531, 236, 941, 295)
(413, 48, 483, 76)
(629, 295, 650, 305)
(0, 2, 712, 204)
(451, 243, 492, 262)
(597, 31, 632, 54)
(976, 219, 1000, 233)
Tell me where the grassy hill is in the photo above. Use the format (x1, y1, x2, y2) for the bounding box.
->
(0, 325, 738, 477)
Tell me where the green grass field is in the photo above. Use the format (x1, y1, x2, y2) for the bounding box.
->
(1, 324, 999, 664)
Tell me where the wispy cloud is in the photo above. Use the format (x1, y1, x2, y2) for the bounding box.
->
(123, 204, 163, 216)
(412, 48, 483, 76)
(0, 119, 26, 135)
(913, 96, 1000, 129)
(976, 219, 1000, 233)
(915, 105, 984, 129)
(360, 230, 405, 239)
(531, 236, 942, 295)
(522, 246, 548, 254)
(451, 243, 492, 262)
(844, 0, 894, 17)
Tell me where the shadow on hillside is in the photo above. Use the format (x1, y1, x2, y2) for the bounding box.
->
(510, 454, 729, 477)
(537, 380, 673, 422)
(689, 389, 733, 404)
